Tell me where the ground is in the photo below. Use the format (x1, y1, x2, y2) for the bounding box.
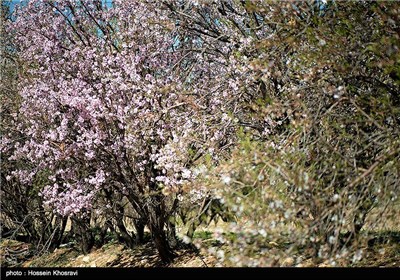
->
(0, 238, 216, 268)
(1, 229, 399, 267)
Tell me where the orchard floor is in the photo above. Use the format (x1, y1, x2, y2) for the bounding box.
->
(0, 238, 216, 268)
(1, 230, 399, 267)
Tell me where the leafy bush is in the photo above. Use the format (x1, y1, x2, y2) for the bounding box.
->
(189, 0, 400, 266)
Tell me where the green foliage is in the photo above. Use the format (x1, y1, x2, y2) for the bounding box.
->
(193, 230, 213, 240)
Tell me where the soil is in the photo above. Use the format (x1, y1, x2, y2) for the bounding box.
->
(0, 239, 216, 268)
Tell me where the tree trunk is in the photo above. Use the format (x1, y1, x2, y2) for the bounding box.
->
(134, 218, 146, 244)
(166, 217, 178, 248)
(50, 216, 68, 250)
(148, 220, 175, 263)
(116, 222, 135, 249)
(125, 182, 175, 262)
(72, 217, 94, 254)
(146, 194, 176, 263)
(115, 204, 136, 249)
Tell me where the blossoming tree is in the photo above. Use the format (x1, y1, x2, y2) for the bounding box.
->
(4, 0, 256, 261)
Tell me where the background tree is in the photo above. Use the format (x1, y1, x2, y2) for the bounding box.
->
(187, 0, 400, 266)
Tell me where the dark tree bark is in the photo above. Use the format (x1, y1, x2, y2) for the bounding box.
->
(134, 218, 146, 244)
(148, 219, 175, 263)
(146, 193, 176, 263)
(115, 204, 136, 249)
(50, 216, 68, 250)
(71, 216, 94, 254)
(166, 217, 178, 248)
